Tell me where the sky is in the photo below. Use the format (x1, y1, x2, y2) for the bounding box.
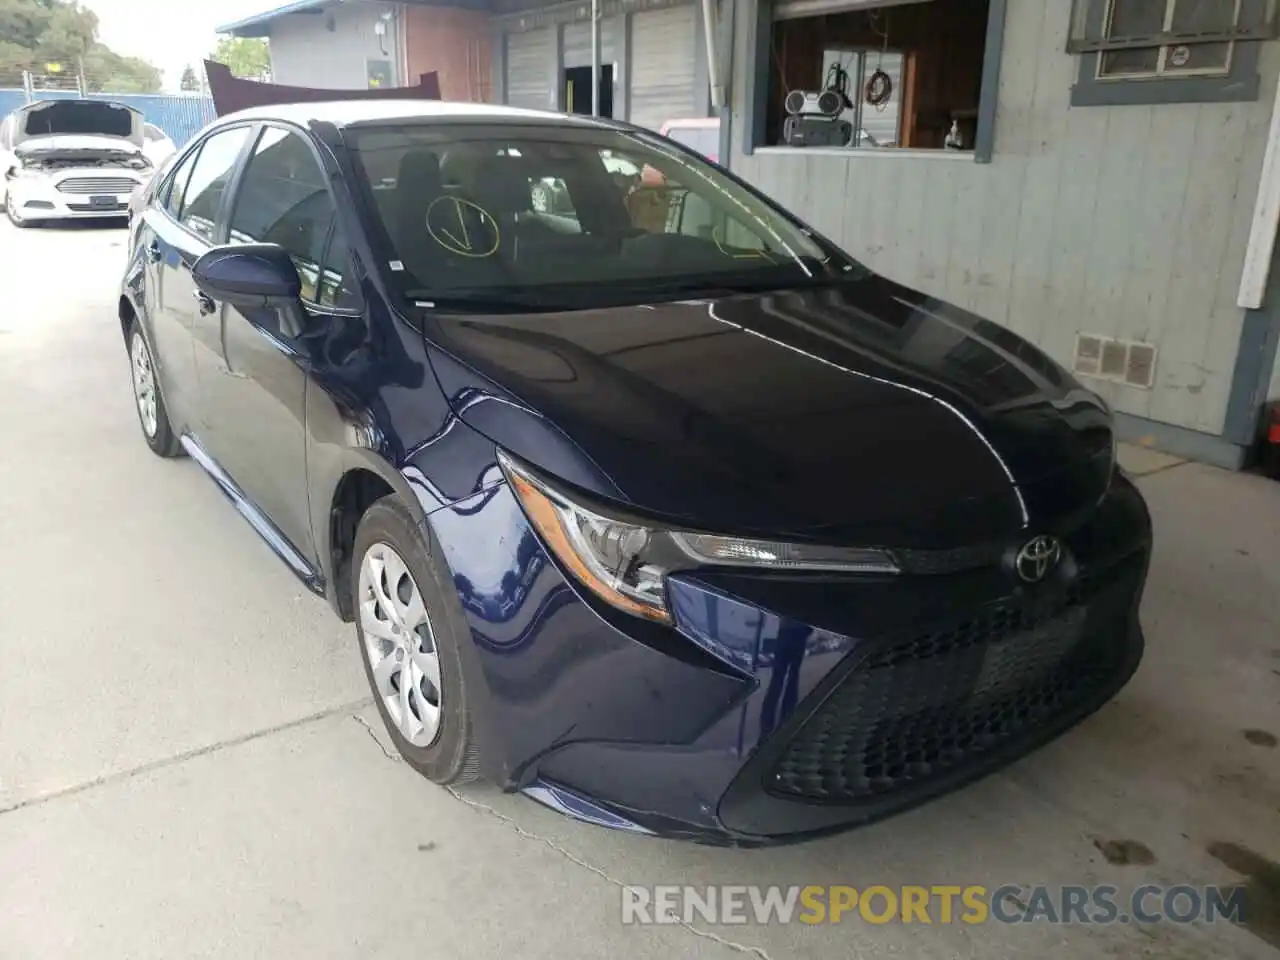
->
(83, 0, 273, 91)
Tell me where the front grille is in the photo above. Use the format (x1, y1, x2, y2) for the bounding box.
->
(894, 542, 1006, 575)
(769, 559, 1141, 803)
(56, 177, 137, 195)
(66, 201, 128, 213)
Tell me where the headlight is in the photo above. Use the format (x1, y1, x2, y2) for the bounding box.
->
(499, 451, 899, 625)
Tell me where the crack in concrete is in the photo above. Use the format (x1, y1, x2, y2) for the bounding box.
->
(0, 698, 373, 818)
(350, 713, 399, 762)
(445, 789, 776, 960)
(1130, 460, 1190, 479)
(347, 714, 773, 958)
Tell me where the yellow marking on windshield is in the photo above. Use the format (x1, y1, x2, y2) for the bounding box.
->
(425, 195, 500, 258)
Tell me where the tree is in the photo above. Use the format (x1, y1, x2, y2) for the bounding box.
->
(0, 0, 161, 92)
(81, 45, 161, 93)
(180, 64, 199, 92)
(209, 36, 270, 81)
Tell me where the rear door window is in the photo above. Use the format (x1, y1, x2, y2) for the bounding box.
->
(179, 126, 252, 243)
(163, 147, 200, 219)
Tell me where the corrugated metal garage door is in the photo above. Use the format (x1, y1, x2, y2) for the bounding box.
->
(562, 19, 619, 69)
(506, 28, 553, 110)
(628, 5, 698, 130)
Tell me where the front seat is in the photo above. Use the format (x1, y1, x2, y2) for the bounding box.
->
(393, 149, 443, 258)
(467, 155, 568, 260)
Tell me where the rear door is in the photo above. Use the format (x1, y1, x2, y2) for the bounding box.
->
(136, 142, 201, 429)
(147, 125, 254, 433)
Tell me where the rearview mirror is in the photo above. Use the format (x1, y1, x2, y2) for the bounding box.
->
(192, 243, 301, 308)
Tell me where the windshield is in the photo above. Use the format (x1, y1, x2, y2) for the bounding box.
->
(345, 122, 857, 310)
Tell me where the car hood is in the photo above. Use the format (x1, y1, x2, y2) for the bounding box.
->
(421, 276, 1114, 548)
(13, 99, 144, 150)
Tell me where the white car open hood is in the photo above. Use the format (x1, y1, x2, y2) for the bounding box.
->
(12, 99, 144, 151)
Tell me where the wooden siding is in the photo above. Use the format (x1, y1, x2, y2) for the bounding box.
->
(728, 0, 1279, 435)
(267, 2, 402, 91)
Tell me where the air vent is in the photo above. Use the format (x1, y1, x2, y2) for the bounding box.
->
(1074, 335, 1102, 377)
(1072, 334, 1158, 390)
(1100, 340, 1127, 379)
(1125, 343, 1156, 389)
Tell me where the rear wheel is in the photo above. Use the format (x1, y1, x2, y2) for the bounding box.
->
(353, 497, 479, 784)
(128, 325, 183, 458)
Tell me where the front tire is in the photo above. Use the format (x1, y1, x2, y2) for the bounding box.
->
(353, 497, 479, 784)
(128, 325, 182, 457)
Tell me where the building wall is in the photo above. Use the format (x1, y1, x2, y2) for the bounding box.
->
(727, 0, 1279, 438)
(404, 5, 493, 101)
(267, 1, 402, 90)
(1270, 344, 1280, 400)
(491, 0, 708, 124)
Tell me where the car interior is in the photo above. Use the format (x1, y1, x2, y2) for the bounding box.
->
(358, 134, 778, 297)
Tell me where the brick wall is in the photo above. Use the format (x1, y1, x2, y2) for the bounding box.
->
(404, 5, 494, 102)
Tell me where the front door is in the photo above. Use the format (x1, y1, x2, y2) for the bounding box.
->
(197, 125, 359, 563)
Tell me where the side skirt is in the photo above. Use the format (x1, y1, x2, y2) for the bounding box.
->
(180, 434, 326, 596)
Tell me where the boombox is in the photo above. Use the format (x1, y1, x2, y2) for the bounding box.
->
(781, 88, 853, 148)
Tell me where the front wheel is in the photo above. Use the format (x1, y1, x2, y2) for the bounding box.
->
(128, 325, 183, 457)
(353, 497, 479, 784)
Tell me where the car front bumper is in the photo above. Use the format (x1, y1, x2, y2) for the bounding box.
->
(8, 176, 137, 220)
(432, 470, 1152, 845)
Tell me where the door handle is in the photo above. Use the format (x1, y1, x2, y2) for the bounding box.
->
(145, 242, 162, 264)
(193, 290, 217, 316)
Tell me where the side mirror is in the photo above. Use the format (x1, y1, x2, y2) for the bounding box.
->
(192, 243, 301, 308)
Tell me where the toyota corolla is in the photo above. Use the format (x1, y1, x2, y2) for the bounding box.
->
(119, 101, 1151, 845)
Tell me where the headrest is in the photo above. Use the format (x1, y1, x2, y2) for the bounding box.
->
(469, 154, 534, 215)
(396, 149, 442, 197)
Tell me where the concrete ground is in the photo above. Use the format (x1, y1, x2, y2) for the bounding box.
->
(0, 219, 1277, 960)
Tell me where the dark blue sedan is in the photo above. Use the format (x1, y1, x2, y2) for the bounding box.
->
(119, 100, 1151, 845)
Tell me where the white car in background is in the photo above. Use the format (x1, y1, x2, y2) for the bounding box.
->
(0, 99, 156, 228)
(142, 122, 177, 168)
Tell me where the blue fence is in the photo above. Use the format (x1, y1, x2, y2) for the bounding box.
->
(0, 89, 216, 148)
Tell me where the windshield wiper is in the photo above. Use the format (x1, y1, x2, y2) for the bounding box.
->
(603, 274, 840, 299)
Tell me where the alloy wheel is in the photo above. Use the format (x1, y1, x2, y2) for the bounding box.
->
(530, 182, 551, 213)
(359, 542, 443, 747)
(130, 331, 158, 438)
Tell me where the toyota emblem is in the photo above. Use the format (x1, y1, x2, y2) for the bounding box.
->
(1014, 535, 1062, 583)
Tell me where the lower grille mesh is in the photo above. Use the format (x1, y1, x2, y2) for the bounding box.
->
(769, 559, 1141, 803)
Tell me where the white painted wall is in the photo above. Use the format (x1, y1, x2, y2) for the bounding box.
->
(267, 1, 402, 90)
(729, 0, 1280, 437)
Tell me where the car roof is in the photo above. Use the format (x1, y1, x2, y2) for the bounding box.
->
(213, 99, 614, 131)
